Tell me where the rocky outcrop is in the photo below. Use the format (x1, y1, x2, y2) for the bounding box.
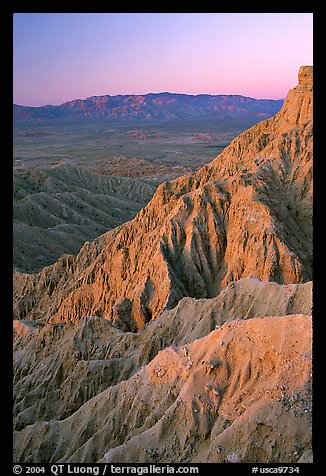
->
(13, 67, 313, 330)
(13, 278, 312, 432)
(13, 313, 312, 463)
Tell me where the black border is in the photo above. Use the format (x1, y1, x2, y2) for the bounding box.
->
(4, 5, 322, 474)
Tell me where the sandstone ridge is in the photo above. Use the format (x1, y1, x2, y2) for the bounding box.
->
(13, 67, 313, 330)
(13, 279, 312, 431)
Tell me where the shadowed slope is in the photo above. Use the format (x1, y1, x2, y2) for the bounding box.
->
(14, 164, 155, 273)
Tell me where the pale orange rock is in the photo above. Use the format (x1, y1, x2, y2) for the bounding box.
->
(13, 278, 312, 431)
(13, 67, 312, 330)
(13, 314, 312, 463)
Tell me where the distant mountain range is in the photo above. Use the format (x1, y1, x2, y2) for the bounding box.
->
(13, 92, 284, 122)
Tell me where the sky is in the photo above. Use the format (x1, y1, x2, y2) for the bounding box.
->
(13, 13, 313, 106)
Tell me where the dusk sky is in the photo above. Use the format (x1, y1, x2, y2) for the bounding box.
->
(13, 13, 313, 106)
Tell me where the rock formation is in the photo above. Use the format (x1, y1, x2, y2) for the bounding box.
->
(13, 279, 312, 431)
(14, 311, 312, 463)
(13, 66, 313, 330)
(13, 66, 313, 464)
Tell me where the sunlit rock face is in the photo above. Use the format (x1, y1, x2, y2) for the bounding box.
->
(13, 67, 313, 464)
(14, 67, 312, 330)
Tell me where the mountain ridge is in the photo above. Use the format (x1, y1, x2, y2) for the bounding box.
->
(14, 92, 283, 122)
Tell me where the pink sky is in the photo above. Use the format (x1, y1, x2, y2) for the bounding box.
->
(13, 13, 313, 106)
